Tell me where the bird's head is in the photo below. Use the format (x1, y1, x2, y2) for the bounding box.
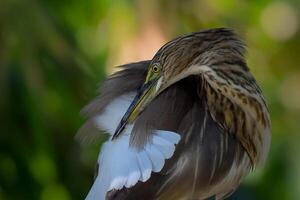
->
(112, 60, 167, 139)
(112, 28, 249, 139)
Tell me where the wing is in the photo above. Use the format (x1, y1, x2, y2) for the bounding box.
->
(78, 61, 182, 200)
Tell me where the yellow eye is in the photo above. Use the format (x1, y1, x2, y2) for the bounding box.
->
(152, 63, 160, 73)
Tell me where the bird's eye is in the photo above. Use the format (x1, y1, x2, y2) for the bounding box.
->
(152, 63, 160, 73)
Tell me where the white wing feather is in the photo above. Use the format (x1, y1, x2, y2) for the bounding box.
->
(85, 93, 181, 200)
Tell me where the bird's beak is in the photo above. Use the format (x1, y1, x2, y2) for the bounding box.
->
(112, 78, 159, 139)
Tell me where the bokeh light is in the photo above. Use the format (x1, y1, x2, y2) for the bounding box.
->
(280, 73, 300, 110)
(261, 2, 299, 41)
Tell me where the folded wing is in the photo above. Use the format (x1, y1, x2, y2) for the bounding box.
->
(84, 92, 180, 200)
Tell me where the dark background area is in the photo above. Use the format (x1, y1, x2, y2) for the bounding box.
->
(1, 0, 300, 199)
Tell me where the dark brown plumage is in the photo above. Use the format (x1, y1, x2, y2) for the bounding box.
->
(78, 28, 271, 200)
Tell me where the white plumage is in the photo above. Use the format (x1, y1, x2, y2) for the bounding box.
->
(85, 93, 181, 200)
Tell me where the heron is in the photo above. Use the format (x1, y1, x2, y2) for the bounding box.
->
(77, 28, 271, 200)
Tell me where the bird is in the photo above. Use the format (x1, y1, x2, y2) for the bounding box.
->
(77, 28, 271, 200)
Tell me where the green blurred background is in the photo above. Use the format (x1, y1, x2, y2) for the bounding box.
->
(1, 0, 300, 199)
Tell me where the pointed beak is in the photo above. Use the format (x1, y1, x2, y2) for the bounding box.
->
(112, 79, 158, 139)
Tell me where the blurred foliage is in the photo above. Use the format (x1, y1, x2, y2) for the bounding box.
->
(1, 0, 300, 199)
